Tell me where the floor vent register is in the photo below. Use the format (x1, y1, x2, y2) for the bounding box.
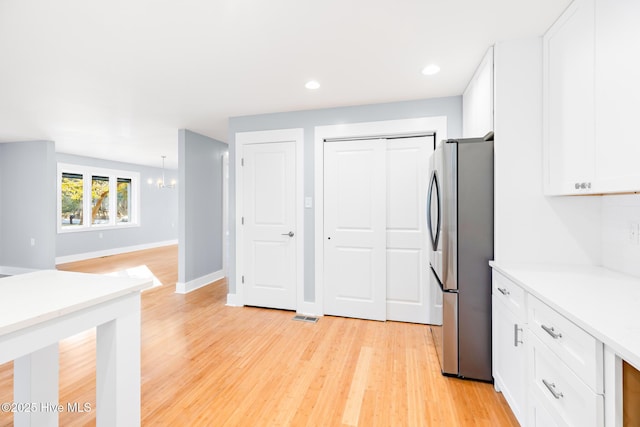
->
(292, 315, 319, 323)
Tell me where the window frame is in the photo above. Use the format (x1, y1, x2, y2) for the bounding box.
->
(57, 163, 141, 233)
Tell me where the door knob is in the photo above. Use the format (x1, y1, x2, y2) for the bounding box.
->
(281, 231, 294, 237)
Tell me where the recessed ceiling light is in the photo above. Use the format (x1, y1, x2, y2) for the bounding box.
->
(422, 64, 440, 76)
(305, 80, 320, 90)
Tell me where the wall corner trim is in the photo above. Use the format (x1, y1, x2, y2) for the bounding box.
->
(225, 293, 243, 307)
(296, 301, 323, 317)
(175, 269, 224, 294)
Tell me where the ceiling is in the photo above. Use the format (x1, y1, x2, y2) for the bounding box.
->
(0, 0, 571, 169)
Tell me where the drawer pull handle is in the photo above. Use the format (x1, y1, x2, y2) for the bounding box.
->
(542, 379, 564, 399)
(497, 287, 509, 296)
(541, 324, 562, 339)
(514, 324, 523, 347)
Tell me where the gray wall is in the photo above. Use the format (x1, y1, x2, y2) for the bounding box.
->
(228, 96, 462, 298)
(56, 153, 179, 258)
(0, 141, 57, 270)
(178, 129, 227, 283)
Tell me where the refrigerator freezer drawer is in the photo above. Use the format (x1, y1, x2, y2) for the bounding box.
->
(441, 291, 458, 376)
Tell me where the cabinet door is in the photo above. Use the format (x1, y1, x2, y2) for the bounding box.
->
(595, 0, 640, 193)
(493, 296, 527, 426)
(543, 0, 596, 195)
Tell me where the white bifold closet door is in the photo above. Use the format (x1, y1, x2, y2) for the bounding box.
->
(324, 136, 433, 323)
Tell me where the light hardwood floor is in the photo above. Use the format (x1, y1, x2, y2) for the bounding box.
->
(0, 245, 518, 426)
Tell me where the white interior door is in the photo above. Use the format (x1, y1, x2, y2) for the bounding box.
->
(243, 141, 296, 310)
(324, 135, 434, 323)
(323, 139, 386, 321)
(386, 137, 432, 323)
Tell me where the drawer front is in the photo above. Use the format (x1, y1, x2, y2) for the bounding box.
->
(492, 271, 526, 317)
(529, 393, 560, 427)
(530, 333, 604, 427)
(528, 295, 603, 392)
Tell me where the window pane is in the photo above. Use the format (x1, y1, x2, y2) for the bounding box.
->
(91, 175, 110, 225)
(117, 178, 132, 223)
(61, 173, 83, 227)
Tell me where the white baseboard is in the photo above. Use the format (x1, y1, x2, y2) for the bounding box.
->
(224, 295, 321, 313)
(226, 293, 243, 307)
(176, 269, 224, 294)
(55, 239, 178, 264)
(0, 266, 41, 276)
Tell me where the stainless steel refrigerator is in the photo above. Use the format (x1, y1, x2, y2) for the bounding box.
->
(427, 134, 494, 382)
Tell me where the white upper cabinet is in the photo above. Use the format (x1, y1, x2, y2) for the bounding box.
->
(543, 0, 595, 195)
(463, 47, 494, 138)
(594, 0, 640, 193)
(544, 0, 640, 195)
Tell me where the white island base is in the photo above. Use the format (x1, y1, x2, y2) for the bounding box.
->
(0, 270, 151, 427)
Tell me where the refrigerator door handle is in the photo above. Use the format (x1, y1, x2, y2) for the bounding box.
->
(427, 170, 441, 252)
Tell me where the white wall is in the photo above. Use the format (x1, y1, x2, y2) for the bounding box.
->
(494, 37, 639, 278)
(493, 37, 601, 265)
(601, 194, 640, 277)
(463, 46, 494, 138)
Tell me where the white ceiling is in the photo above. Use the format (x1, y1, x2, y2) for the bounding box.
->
(0, 0, 571, 169)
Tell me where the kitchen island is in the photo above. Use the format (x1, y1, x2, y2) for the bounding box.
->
(0, 270, 151, 427)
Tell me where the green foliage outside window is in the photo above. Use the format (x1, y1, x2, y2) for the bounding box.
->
(61, 173, 83, 226)
(92, 176, 110, 224)
(117, 179, 131, 223)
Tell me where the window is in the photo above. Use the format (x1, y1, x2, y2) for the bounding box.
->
(92, 175, 110, 225)
(117, 178, 132, 223)
(58, 164, 140, 232)
(61, 172, 84, 227)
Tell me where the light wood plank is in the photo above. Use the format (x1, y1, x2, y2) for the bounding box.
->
(342, 346, 374, 425)
(0, 245, 519, 426)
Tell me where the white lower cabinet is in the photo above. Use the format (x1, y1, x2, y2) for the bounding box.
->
(529, 332, 604, 427)
(492, 270, 605, 427)
(529, 392, 560, 427)
(492, 272, 527, 425)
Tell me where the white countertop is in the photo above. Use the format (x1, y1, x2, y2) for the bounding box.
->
(490, 262, 640, 370)
(0, 270, 152, 336)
